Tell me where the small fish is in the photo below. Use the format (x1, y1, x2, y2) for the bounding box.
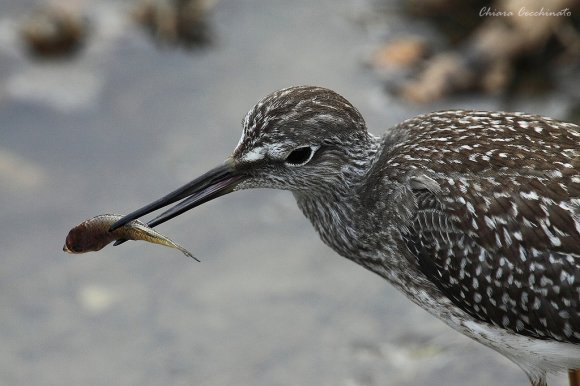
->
(63, 214, 198, 261)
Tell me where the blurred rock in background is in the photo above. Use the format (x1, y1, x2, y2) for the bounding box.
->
(20, 5, 89, 59)
(370, 0, 580, 105)
(133, 0, 217, 48)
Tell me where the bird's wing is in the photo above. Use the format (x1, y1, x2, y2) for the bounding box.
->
(402, 169, 580, 343)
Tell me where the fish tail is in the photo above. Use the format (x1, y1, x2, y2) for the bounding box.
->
(176, 246, 200, 262)
(130, 222, 199, 261)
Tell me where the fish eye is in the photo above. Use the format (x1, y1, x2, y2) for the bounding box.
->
(284, 146, 317, 166)
(66, 241, 82, 252)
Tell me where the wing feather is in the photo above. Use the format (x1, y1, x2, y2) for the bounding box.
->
(403, 171, 580, 342)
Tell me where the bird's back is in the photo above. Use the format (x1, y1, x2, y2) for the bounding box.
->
(373, 110, 579, 343)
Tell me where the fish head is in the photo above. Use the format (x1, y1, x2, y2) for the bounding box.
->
(63, 221, 109, 254)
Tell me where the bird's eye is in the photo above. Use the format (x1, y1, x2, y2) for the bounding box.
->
(285, 146, 315, 166)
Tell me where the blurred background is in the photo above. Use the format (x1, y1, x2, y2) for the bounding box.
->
(1, 0, 578, 385)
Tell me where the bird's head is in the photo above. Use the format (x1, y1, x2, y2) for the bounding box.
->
(110, 86, 374, 230)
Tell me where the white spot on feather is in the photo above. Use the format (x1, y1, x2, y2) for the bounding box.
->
(521, 191, 539, 200)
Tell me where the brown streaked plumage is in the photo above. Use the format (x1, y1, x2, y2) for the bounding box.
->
(110, 86, 579, 386)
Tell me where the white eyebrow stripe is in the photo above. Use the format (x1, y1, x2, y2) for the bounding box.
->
(242, 146, 266, 162)
(267, 143, 288, 159)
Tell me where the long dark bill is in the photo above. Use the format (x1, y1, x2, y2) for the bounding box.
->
(109, 162, 244, 233)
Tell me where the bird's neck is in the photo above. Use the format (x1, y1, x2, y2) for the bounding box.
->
(294, 133, 383, 259)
